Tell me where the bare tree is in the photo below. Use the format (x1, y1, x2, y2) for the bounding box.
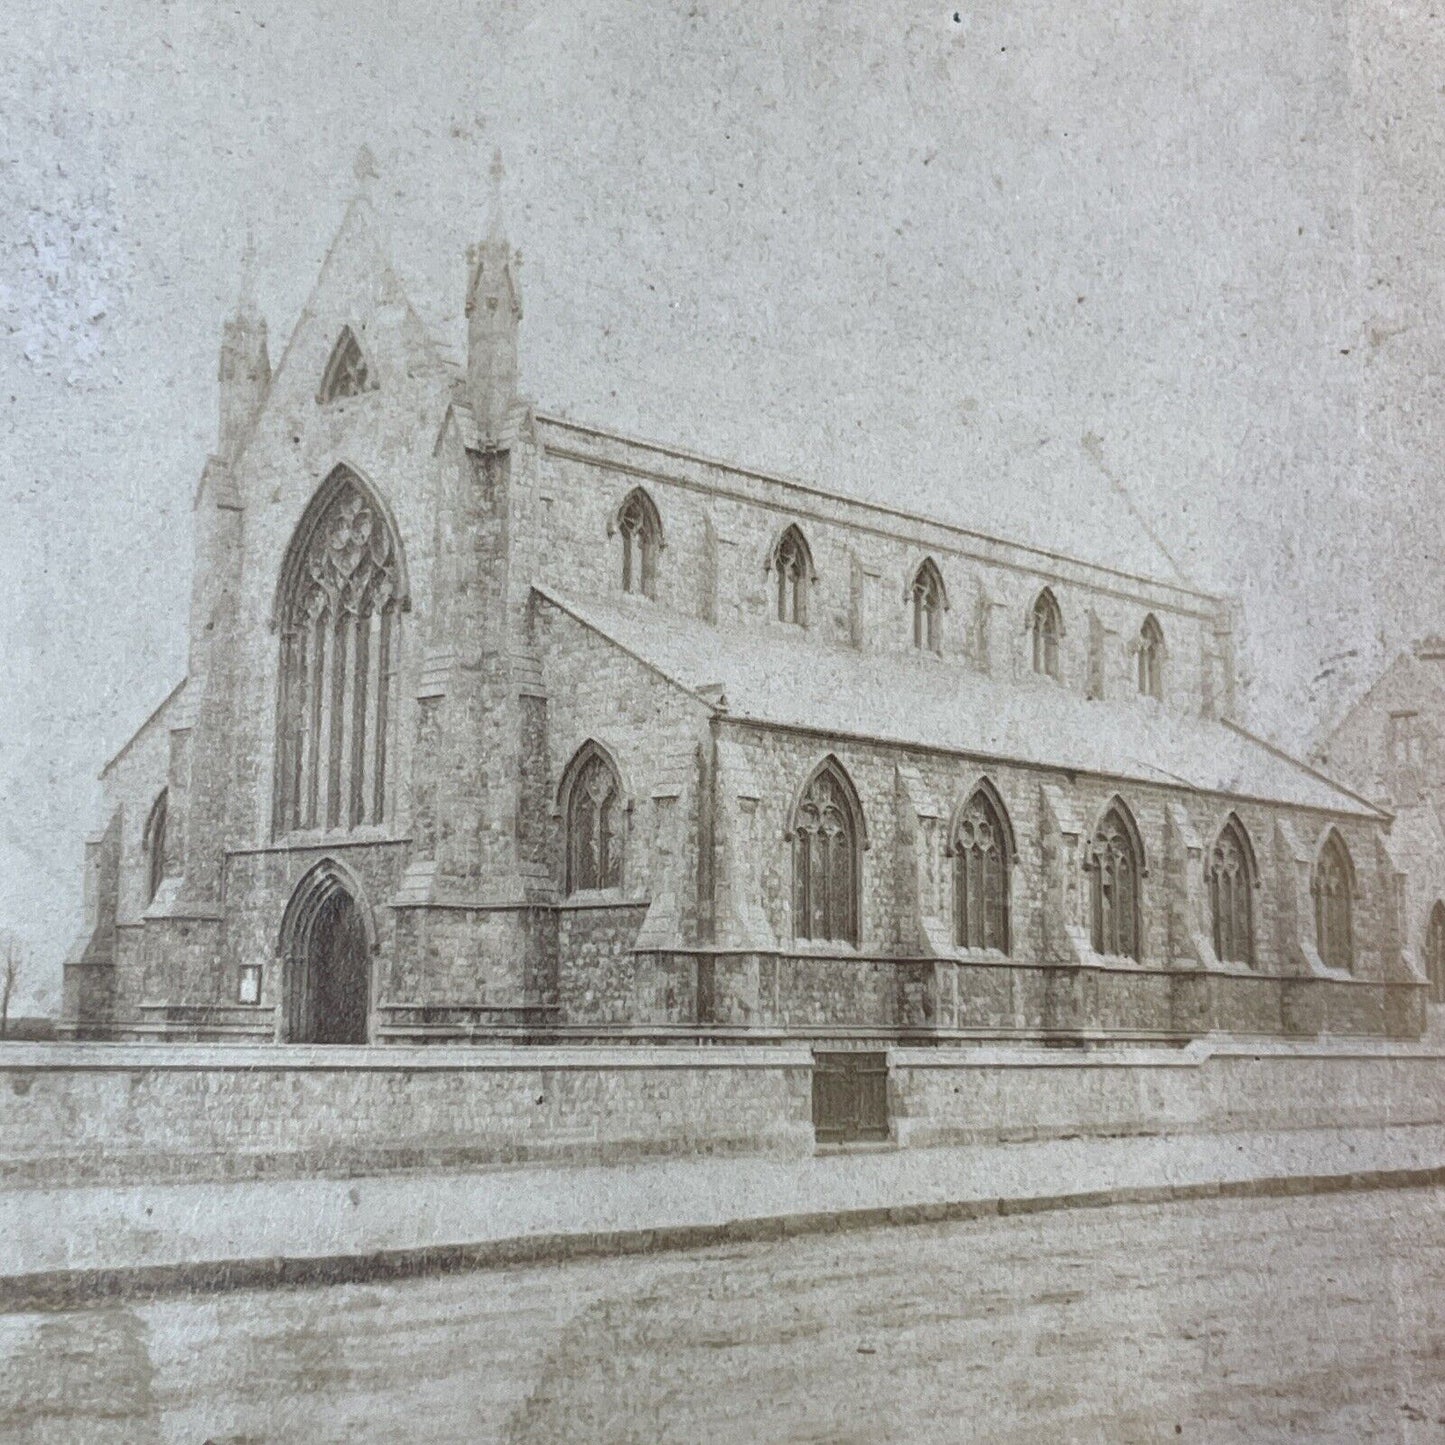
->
(1, 936, 22, 1040)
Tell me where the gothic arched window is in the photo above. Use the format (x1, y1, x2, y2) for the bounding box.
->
(318, 326, 373, 403)
(616, 488, 662, 599)
(144, 789, 168, 905)
(1426, 903, 1445, 1004)
(910, 559, 946, 654)
(1087, 801, 1143, 960)
(791, 758, 862, 945)
(1138, 614, 1164, 699)
(1031, 588, 1062, 679)
(273, 468, 404, 836)
(952, 783, 1011, 952)
(564, 744, 624, 893)
(771, 525, 813, 626)
(1313, 830, 1355, 972)
(1208, 814, 1255, 967)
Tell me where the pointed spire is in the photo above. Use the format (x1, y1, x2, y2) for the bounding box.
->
(236, 226, 259, 318)
(486, 147, 506, 242)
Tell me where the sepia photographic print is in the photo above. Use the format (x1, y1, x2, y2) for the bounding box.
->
(3, 2, 1445, 1440)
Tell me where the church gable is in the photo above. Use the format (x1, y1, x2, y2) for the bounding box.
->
(257, 188, 455, 433)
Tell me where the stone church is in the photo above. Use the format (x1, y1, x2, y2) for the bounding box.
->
(63, 168, 1427, 1050)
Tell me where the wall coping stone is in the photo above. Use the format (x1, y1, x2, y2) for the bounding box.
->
(888, 1037, 1445, 1069)
(0, 1042, 815, 1073)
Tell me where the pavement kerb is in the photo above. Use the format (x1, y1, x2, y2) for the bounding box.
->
(6, 1162, 1445, 1315)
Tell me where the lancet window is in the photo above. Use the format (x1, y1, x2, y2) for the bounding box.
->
(617, 488, 661, 599)
(952, 784, 1010, 953)
(564, 744, 624, 892)
(1208, 815, 1255, 966)
(1427, 903, 1445, 1005)
(772, 526, 812, 626)
(791, 759, 862, 945)
(1138, 614, 1164, 699)
(1032, 589, 1062, 679)
(144, 789, 168, 905)
(1313, 831, 1355, 972)
(910, 560, 945, 654)
(1087, 802, 1143, 960)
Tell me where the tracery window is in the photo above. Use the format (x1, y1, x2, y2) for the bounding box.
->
(791, 759, 862, 945)
(616, 488, 661, 599)
(1208, 815, 1255, 967)
(772, 526, 812, 626)
(1313, 831, 1354, 972)
(952, 784, 1010, 952)
(1426, 902, 1445, 1005)
(1137, 614, 1164, 699)
(564, 745, 624, 892)
(1087, 802, 1143, 960)
(144, 789, 168, 905)
(910, 559, 945, 654)
(318, 327, 373, 403)
(273, 468, 402, 835)
(1031, 588, 1062, 679)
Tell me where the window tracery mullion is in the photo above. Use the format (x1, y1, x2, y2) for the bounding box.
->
(967, 846, 982, 949)
(817, 828, 830, 940)
(348, 608, 371, 828)
(326, 612, 350, 830)
(1219, 869, 1232, 961)
(304, 611, 327, 829)
(372, 607, 393, 824)
(276, 629, 301, 833)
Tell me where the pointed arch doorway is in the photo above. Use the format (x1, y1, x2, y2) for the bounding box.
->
(281, 861, 374, 1044)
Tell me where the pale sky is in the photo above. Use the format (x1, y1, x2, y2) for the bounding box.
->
(2, 0, 1441, 1011)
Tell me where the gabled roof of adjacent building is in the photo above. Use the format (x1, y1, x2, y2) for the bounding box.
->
(1320, 645, 1445, 754)
(534, 585, 1385, 820)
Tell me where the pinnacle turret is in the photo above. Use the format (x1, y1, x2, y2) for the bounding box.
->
(218, 229, 270, 460)
(465, 149, 523, 444)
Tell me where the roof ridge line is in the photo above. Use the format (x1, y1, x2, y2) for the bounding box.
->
(534, 412, 1224, 608)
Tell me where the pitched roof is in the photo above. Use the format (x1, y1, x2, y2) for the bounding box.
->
(534, 586, 1383, 819)
(1320, 648, 1445, 753)
(100, 678, 187, 779)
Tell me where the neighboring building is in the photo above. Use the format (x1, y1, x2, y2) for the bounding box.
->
(1316, 639, 1445, 1008)
(62, 169, 1424, 1051)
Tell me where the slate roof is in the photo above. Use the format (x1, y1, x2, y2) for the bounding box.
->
(534, 586, 1383, 820)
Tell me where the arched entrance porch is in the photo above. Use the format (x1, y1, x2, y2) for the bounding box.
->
(280, 860, 374, 1044)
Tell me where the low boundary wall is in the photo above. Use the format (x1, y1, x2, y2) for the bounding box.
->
(3, 1039, 1444, 1189)
(0, 1044, 816, 1187)
(889, 1040, 1445, 1148)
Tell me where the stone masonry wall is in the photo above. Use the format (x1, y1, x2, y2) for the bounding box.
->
(525, 428, 1223, 719)
(891, 1041, 1445, 1148)
(725, 721, 1394, 978)
(5, 1040, 1443, 1189)
(0, 1045, 815, 1186)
